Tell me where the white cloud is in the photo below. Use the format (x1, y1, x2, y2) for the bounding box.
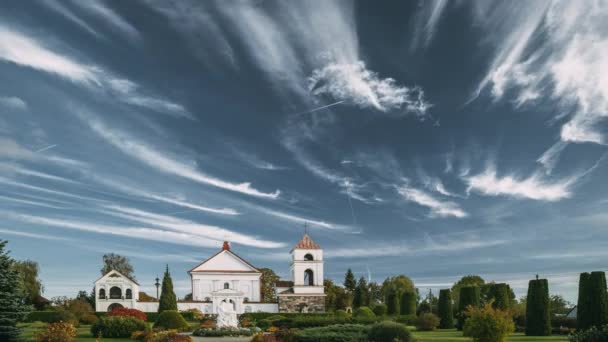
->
(0, 25, 189, 119)
(0, 96, 27, 110)
(537, 141, 568, 174)
(259, 208, 335, 230)
(471, 2, 608, 146)
(70, 1, 140, 41)
(465, 167, 573, 201)
(0, 228, 71, 241)
(80, 112, 280, 199)
(397, 185, 468, 218)
(309, 61, 431, 116)
(41, 0, 102, 38)
(0, 138, 34, 159)
(409, 0, 449, 51)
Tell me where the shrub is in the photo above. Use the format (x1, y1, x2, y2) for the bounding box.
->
(368, 321, 413, 342)
(80, 313, 98, 325)
(55, 309, 79, 327)
(25, 311, 61, 323)
(372, 304, 387, 317)
(568, 324, 608, 342)
(401, 292, 417, 316)
(335, 309, 350, 318)
(438, 289, 454, 329)
(148, 330, 193, 342)
(90, 316, 149, 338)
(272, 317, 352, 329)
(256, 319, 273, 330)
(353, 307, 375, 320)
(296, 324, 368, 342)
(34, 322, 77, 342)
(486, 283, 511, 310)
(193, 327, 253, 337)
(108, 307, 147, 321)
(154, 310, 190, 331)
(395, 314, 418, 325)
(525, 278, 550, 336)
(578, 271, 608, 330)
(463, 303, 515, 342)
(457, 286, 480, 330)
(416, 313, 440, 331)
(180, 308, 203, 321)
(145, 312, 160, 322)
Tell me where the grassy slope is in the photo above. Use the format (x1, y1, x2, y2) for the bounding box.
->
(413, 329, 568, 342)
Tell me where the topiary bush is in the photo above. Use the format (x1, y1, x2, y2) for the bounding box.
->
(525, 278, 550, 336)
(296, 324, 369, 342)
(335, 309, 350, 318)
(395, 314, 418, 325)
(368, 321, 414, 342)
(91, 316, 149, 338)
(401, 292, 417, 316)
(34, 322, 77, 342)
(353, 306, 376, 320)
(463, 303, 514, 342)
(487, 283, 511, 310)
(416, 313, 440, 331)
(373, 304, 387, 317)
(387, 292, 400, 316)
(457, 286, 480, 330)
(153, 310, 190, 331)
(438, 289, 454, 329)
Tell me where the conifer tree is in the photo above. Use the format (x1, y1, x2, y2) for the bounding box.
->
(586, 271, 608, 329)
(352, 277, 368, 308)
(344, 269, 356, 293)
(438, 289, 454, 328)
(0, 240, 30, 341)
(488, 283, 511, 310)
(400, 291, 417, 315)
(158, 265, 177, 313)
(525, 278, 551, 336)
(457, 286, 480, 330)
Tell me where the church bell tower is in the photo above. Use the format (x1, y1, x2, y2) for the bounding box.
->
(291, 233, 324, 294)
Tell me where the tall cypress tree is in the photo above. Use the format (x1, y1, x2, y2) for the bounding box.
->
(457, 286, 480, 330)
(438, 289, 454, 328)
(587, 271, 608, 329)
(577, 272, 590, 330)
(158, 265, 177, 313)
(0, 240, 30, 342)
(400, 291, 417, 316)
(344, 269, 356, 293)
(525, 278, 551, 336)
(352, 277, 368, 308)
(387, 291, 400, 316)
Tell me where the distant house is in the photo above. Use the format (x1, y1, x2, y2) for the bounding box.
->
(566, 306, 577, 319)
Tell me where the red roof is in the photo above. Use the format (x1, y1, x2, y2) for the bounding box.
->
(293, 233, 320, 250)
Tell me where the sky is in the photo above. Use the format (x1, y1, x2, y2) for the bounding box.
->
(1, 0, 607, 303)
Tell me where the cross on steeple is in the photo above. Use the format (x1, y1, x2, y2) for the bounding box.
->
(304, 221, 309, 235)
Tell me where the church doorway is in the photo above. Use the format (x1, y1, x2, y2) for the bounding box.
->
(107, 303, 123, 312)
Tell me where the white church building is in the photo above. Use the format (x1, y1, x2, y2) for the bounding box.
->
(95, 234, 326, 314)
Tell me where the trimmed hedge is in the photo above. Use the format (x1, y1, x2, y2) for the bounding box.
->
(24, 311, 61, 323)
(578, 271, 608, 330)
(373, 304, 387, 317)
(395, 314, 418, 325)
(400, 292, 417, 316)
(525, 278, 551, 336)
(438, 289, 454, 329)
(368, 321, 413, 342)
(353, 307, 375, 320)
(488, 283, 511, 310)
(457, 286, 480, 330)
(239, 312, 333, 322)
(90, 316, 148, 338)
(296, 324, 369, 342)
(387, 292, 400, 316)
(153, 310, 189, 330)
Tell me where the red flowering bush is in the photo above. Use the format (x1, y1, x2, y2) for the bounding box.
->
(108, 307, 147, 321)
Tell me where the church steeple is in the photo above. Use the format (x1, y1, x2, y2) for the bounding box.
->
(293, 233, 321, 250)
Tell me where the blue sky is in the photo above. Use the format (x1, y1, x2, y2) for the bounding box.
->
(1, 1, 607, 302)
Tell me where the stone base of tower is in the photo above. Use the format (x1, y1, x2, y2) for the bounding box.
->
(277, 293, 326, 313)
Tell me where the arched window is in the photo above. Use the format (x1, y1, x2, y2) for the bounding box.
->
(107, 303, 123, 312)
(98, 288, 106, 299)
(109, 286, 122, 299)
(125, 289, 132, 299)
(304, 253, 314, 261)
(304, 269, 314, 286)
(224, 282, 230, 289)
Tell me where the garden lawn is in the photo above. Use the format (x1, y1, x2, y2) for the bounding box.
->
(413, 329, 568, 342)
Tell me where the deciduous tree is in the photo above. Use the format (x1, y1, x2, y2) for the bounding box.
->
(259, 268, 279, 303)
(101, 253, 135, 280)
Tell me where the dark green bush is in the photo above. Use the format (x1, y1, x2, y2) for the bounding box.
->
(296, 324, 368, 342)
(153, 310, 189, 331)
(438, 289, 454, 329)
(240, 312, 332, 322)
(335, 310, 349, 318)
(273, 317, 350, 329)
(487, 283, 511, 310)
(373, 304, 387, 317)
(368, 321, 414, 342)
(525, 278, 551, 336)
(401, 292, 417, 316)
(90, 316, 149, 338)
(395, 314, 418, 325)
(416, 313, 440, 331)
(353, 306, 376, 320)
(256, 318, 273, 330)
(457, 286, 480, 330)
(568, 324, 608, 342)
(387, 292, 400, 316)
(24, 311, 61, 323)
(145, 312, 160, 322)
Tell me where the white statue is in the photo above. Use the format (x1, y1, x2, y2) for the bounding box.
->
(216, 301, 238, 328)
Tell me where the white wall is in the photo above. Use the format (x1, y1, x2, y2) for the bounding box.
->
(191, 273, 261, 302)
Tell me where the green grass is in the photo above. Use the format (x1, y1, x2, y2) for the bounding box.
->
(19, 323, 131, 342)
(413, 329, 568, 342)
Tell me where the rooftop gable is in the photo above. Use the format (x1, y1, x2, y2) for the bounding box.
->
(190, 249, 259, 273)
